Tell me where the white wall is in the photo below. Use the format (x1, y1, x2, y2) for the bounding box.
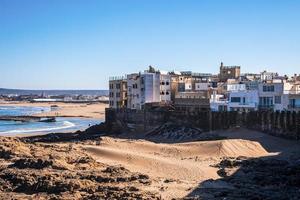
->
(227, 84, 246, 91)
(160, 74, 171, 102)
(228, 90, 259, 110)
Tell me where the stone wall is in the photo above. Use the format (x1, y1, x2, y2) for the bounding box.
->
(105, 108, 300, 140)
(246, 111, 300, 140)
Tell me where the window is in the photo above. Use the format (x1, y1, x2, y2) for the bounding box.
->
(275, 96, 281, 104)
(263, 85, 275, 92)
(166, 81, 169, 85)
(116, 92, 120, 98)
(133, 84, 138, 89)
(289, 99, 296, 108)
(259, 97, 273, 106)
(231, 97, 241, 103)
(161, 81, 165, 85)
(116, 83, 121, 89)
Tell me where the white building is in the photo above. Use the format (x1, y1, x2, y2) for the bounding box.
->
(228, 90, 259, 111)
(258, 81, 286, 111)
(260, 71, 277, 81)
(227, 83, 246, 91)
(126, 70, 171, 110)
(141, 72, 161, 106)
(210, 91, 228, 111)
(160, 74, 171, 103)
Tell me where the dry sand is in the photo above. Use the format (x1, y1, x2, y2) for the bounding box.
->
(0, 101, 108, 120)
(0, 128, 299, 199)
(84, 136, 271, 199)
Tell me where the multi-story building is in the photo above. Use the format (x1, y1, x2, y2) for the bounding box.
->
(127, 73, 142, 109)
(258, 80, 289, 111)
(140, 72, 161, 107)
(287, 83, 300, 111)
(160, 73, 171, 104)
(219, 62, 241, 82)
(210, 91, 228, 111)
(227, 83, 246, 91)
(126, 67, 172, 109)
(260, 71, 278, 81)
(174, 91, 210, 111)
(109, 65, 299, 113)
(228, 90, 259, 112)
(173, 72, 211, 111)
(109, 76, 127, 109)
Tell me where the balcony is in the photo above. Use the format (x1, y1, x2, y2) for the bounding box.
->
(258, 105, 274, 110)
(229, 102, 257, 108)
(288, 105, 300, 109)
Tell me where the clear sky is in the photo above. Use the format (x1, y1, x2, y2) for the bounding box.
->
(0, 0, 300, 90)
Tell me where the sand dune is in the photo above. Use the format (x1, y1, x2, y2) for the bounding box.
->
(84, 137, 269, 199)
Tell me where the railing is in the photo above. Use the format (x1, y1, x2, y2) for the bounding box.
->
(288, 105, 300, 109)
(258, 105, 274, 109)
(109, 76, 127, 81)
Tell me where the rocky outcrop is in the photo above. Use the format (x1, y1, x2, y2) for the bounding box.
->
(0, 137, 160, 200)
(146, 123, 226, 143)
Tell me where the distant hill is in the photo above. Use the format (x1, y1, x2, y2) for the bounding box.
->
(0, 88, 108, 96)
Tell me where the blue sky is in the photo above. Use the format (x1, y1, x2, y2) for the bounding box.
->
(0, 0, 300, 89)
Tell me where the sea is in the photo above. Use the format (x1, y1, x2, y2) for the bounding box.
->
(0, 88, 108, 96)
(0, 106, 101, 136)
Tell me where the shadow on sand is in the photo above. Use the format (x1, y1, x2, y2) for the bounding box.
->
(184, 128, 300, 200)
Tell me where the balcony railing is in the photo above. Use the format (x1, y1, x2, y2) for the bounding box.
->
(288, 105, 300, 109)
(258, 105, 274, 109)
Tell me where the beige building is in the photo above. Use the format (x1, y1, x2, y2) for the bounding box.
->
(219, 62, 241, 82)
(109, 77, 127, 109)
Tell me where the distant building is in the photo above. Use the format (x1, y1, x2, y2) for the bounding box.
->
(226, 83, 246, 91)
(219, 62, 241, 82)
(260, 71, 278, 81)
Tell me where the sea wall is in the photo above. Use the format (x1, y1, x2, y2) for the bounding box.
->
(246, 111, 300, 140)
(105, 108, 240, 133)
(106, 108, 300, 140)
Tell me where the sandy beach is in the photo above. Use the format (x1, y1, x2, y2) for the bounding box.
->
(0, 127, 299, 199)
(0, 101, 108, 120)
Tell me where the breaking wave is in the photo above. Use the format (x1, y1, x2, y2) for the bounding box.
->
(0, 121, 75, 135)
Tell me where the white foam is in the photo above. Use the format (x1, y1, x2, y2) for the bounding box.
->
(0, 121, 76, 136)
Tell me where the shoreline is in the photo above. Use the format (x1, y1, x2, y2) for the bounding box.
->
(0, 101, 108, 120)
(0, 101, 107, 137)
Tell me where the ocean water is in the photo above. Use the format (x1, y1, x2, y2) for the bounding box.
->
(0, 88, 108, 96)
(0, 106, 101, 136)
(0, 106, 51, 116)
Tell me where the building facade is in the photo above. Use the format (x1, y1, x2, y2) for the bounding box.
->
(219, 62, 241, 82)
(109, 77, 127, 109)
